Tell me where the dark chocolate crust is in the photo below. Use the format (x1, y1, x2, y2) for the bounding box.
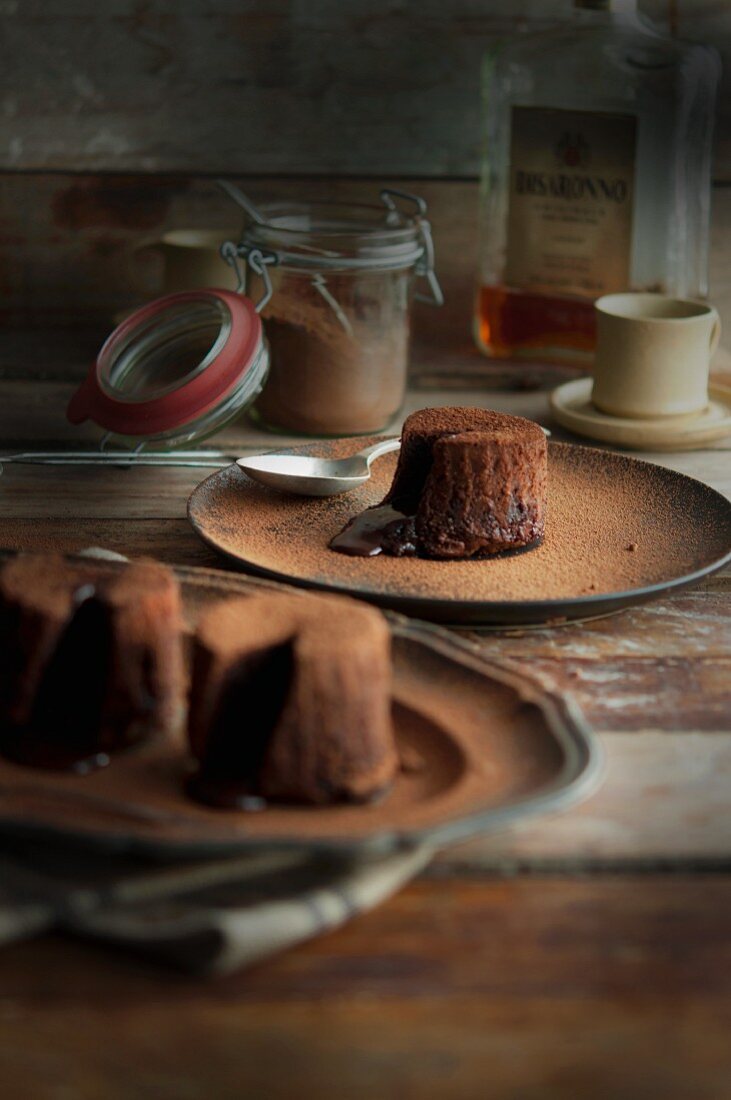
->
(0, 554, 184, 766)
(417, 429, 547, 558)
(384, 407, 537, 513)
(188, 592, 397, 806)
(92, 561, 185, 750)
(383, 407, 547, 559)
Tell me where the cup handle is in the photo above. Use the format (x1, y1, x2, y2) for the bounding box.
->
(709, 310, 721, 357)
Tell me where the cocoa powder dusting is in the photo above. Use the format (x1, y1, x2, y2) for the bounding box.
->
(255, 275, 408, 436)
(189, 439, 726, 606)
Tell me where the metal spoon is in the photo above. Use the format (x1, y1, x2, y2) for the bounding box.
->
(236, 425, 552, 497)
(236, 438, 401, 497)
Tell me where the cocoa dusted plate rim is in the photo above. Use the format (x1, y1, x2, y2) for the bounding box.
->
(187, 439, 731, 627)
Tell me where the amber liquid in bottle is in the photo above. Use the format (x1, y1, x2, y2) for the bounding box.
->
(475, 285, 596, 363)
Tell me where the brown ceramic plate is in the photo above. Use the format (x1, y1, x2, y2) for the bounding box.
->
(0, 563, 600, 860)
(186, 437, 729, 629)
(188, 439, 731, 626)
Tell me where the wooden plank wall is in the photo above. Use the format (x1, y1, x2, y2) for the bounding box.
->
(0, 1, 728, 346)
(0, 1, 727, 177)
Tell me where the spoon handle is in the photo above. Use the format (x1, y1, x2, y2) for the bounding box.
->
(0, 450, 235, 471)
(361, 438, 401, 467)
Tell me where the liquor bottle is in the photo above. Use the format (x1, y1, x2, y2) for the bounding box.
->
(474, 0, 721, 378)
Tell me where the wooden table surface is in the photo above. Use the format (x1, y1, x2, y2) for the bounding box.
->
(0, 345, 730, 1100)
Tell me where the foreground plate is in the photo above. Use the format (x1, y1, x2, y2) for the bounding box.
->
(188, 439, 731, 626)
(0, 563, 601, 860)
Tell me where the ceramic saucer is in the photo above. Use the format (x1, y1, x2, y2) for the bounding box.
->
(550, 377, 731, 451)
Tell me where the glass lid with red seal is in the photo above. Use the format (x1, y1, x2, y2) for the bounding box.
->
(66, 246, 271, 449)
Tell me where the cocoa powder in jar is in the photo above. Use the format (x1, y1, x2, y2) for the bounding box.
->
(253, 267, 411, 436)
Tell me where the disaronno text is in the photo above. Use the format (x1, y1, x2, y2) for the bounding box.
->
(514, 171, 629, 203)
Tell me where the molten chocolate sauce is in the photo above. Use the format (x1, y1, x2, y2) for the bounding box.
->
(329, 505, 418, 557)
(330, 504, 542, 560)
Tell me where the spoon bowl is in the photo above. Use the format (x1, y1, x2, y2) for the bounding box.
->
(237, 438, 401, 496)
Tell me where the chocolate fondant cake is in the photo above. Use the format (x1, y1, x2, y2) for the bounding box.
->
(331, 407, 548, 560)
(187, 592, 397, 808)
(0, 554, 184, 771)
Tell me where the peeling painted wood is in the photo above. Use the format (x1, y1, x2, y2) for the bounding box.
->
(435, 730, 731, 866)
(0, 1, 727, 180)
(461, 585, 731, 661)
(509, 657, 731, 731)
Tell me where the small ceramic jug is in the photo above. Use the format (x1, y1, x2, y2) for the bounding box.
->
(130, 229, 240, 296)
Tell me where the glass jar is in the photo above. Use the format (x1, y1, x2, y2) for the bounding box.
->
(67, 287, 269, 448)
(232, 190, 442, 437)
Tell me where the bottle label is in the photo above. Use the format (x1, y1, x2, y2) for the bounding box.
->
(505, 106, 636, 297)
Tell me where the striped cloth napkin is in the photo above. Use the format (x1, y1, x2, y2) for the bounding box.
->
(0, 842, 431, 975)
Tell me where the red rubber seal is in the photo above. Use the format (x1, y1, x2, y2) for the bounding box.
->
(66, 288, 262, 436)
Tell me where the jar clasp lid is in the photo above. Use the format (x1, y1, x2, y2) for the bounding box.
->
(380, 189, 444, 307)
(220, 242, 278, 312)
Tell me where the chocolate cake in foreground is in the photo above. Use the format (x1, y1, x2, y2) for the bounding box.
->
(0, 554, 184, 772)
(187, 592, 397, 808)
(331, 407, 548, 560)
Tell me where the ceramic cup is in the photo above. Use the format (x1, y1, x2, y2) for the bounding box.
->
(591, 293, 721, 420)
(131, 228, 240, 295)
